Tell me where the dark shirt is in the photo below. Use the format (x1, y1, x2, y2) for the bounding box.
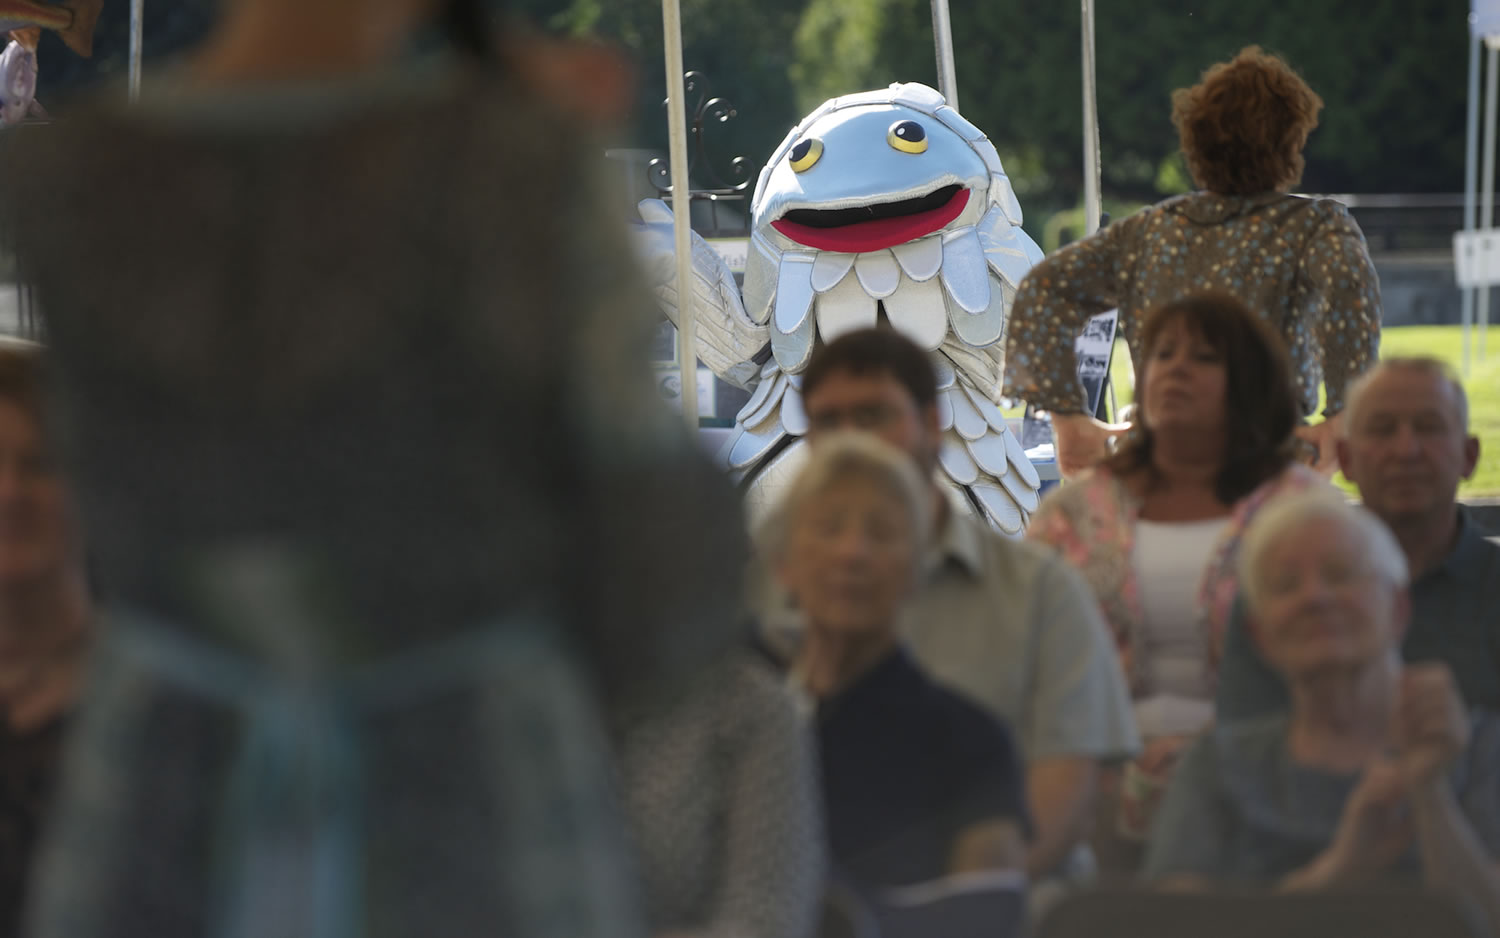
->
(817, 648, 1030, 888)
(0, 717, 65, 934)
(1217, 508, 1500, 721)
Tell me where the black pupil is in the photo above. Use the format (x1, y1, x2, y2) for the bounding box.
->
(895, 122, 925, 142)
(791, 139, 813, 161)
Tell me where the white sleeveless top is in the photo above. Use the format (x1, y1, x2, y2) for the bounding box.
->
(1130, 518, 1229, 738)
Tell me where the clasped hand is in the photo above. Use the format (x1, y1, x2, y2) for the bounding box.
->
(1319, 665, 1469, 879)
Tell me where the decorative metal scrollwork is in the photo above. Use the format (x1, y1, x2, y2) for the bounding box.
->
(649, 71, 752, 202)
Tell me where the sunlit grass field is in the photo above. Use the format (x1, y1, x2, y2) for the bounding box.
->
(1105, 325, 1500, 497)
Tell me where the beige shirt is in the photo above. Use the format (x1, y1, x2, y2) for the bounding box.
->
(759, 511, 1140, 765)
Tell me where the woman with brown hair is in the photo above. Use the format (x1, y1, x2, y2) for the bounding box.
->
(1026, 293, 1325, 860)
(0, 1, 745, 937)
(0, 342, 91, 934)
(1003, 46, 1382, 478)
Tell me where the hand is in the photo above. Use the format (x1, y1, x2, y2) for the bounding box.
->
(1139, 734, 1191, 775)
(1395, 664, 1469, 787)
(1051, 413, 1130, 479)
(1293, 412, 1344, 477)
(1320, 758, 1414, 880)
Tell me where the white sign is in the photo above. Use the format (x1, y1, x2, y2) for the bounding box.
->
(708, 238, 749, 276)
(1453, 229, 1500, 287)
(1075, 310, 1119, 416)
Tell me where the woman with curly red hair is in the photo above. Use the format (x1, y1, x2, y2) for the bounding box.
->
(1004, 46, 1381, 479)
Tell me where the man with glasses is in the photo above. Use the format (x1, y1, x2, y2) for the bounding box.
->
(757, 328, 1139, 882)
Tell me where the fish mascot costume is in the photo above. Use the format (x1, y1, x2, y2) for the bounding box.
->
(638, 82, 1046, 533)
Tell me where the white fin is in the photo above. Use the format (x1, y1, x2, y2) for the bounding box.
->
(854, 250, 902, 298)
(932, 355, 957, 390)
(815, 270, 880, 343)
(781, 384, 810, 436)
(728, 414, 787, 470)
(934, 105, 984, 141)
(774, 253, 818, 336)
(892, 236, 944, 282)
(945, 273, 1006, 348)
(882, 276, 949, 351)
(999, 466, 1041, 513)
(741, 372, 787, 430)
(1005, 429, 1042, 488)
(992, 174, 1024, 226)
(939, 228, 992, 314)
(978, 208, 1034, 290)
(973, 483, 1025, 534)
(965, 432, 1011, 477)
(744, 231, 780, 324)
(736, 371, 781, 424)
(811, 252, 856, 293)
(771, 313, 816, 373)
(950, 383, 988, 441)
(937, 389, 955, 430)
(939, 437, 979, 485)
(965, 383, 1011, 432)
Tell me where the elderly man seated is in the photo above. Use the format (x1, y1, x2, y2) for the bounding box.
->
(1217, 357, 1500, 718)
(1144, 490, 1500, 932)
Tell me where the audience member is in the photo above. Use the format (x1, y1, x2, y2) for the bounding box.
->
(762, 432, 1028, 889)
(0, 1, 749, 935)
(612, 648, 824, 938)
(1145, 491, 1500, 934)
(0, 344, 91, 934)
(757, 328, 1138, 881)
(1004, 46, 1381, 477)
(1028, 294, 1324, 848)
(1217, 357, 1500, 719)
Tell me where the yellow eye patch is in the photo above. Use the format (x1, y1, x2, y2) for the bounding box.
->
(888, 120, 928, 154)
(789, 137, 824, 172)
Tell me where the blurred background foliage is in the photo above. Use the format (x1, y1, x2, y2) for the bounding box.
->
(36, 0, 1469, 231)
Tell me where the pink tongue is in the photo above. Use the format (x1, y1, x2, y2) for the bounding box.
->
(771, 188, 970, 253)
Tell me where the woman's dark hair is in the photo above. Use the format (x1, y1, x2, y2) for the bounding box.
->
(1171, 46, 1323, 196)
(1105, 293, 1300, 504)
(443, 0, 495, 60)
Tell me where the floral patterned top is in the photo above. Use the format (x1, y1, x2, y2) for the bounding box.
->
(1003, 192, 1382, 418)
(1026, 463, 1326, 697)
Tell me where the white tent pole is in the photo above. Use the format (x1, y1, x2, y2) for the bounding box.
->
(1081, 0, 1102, 235)
(128, 0, 144, 102)
(930, 0, 959, 110)
(1481, 41, 1498, 362)
(661, 0, 698, 427)
(1464, 26, 1481, 375)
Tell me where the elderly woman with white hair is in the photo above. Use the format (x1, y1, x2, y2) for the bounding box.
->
(760, 432, 1031, 891)
(1143, 489, 1500, 927)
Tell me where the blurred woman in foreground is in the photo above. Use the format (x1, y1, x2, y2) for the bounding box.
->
(0, 343, 91, 933)
(0, 1, 747, 936)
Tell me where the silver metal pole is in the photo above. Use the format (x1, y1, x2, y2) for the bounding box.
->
(930, 0, 960, 110)
(1481, 41, 1498, 361)
(1081, 0, 1102, 235)
(661, 0, 698, 428)
(1464, 25, 1480, 374)
(129, 0, 144, 103)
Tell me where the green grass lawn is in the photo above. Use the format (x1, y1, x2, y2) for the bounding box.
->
(1105, 325, 1500, 497)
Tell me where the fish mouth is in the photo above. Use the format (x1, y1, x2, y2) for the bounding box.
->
(771, 185, 969, 253)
